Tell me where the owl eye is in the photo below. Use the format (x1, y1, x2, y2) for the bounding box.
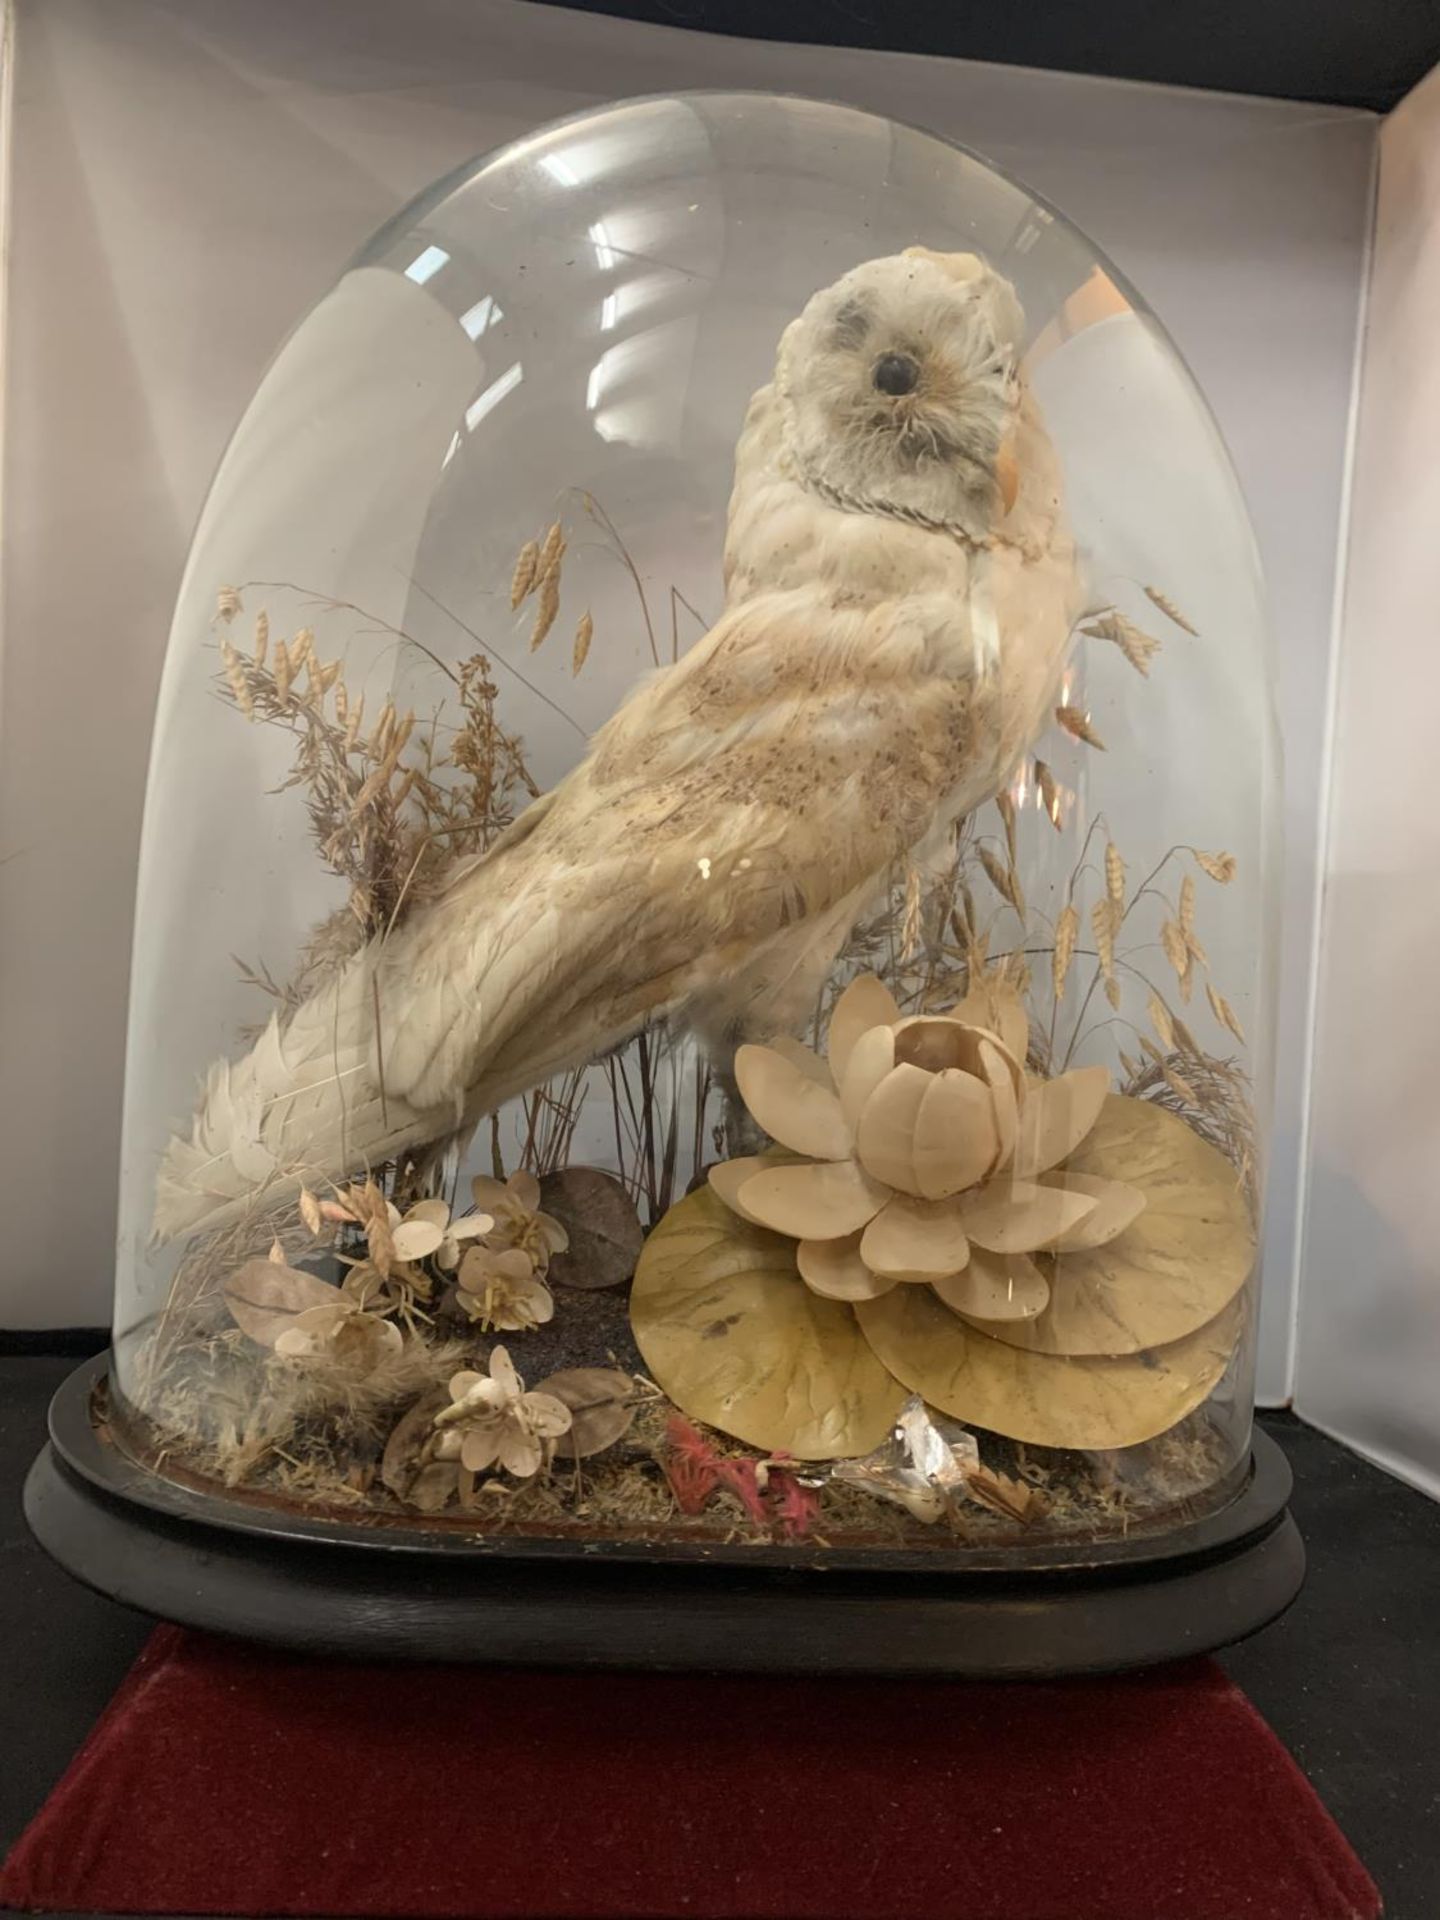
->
(873, 351, 920, 397)
(830, 299, 871, 350)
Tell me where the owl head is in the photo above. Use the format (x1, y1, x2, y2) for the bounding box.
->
(775, 248, 1025, 540)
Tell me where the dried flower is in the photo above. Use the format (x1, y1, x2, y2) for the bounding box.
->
(1084, 611, 1161, 676)
(572, 609, 594, 674)
(1105, 842, 1125, 910)
(1055, 704, 1105, 750)
(509, 538, 540, 608)
(273, 1297, 403, 1367)
(663, 1413, 722, 1514)
(530, 571, 560, 650)
(709, 973, 1143, 1321)
(1053, 904, 1079, 1001)
(1207, 983, 1247, 1045)
(455, 1245, 555, 1331)
(471, 1170, 570, 1272)
(1091, 897, 1117, 989)
(1033, 758, 1063, 830)
(1144, 586, 1198, 635)
(1194, 849, 1236, 884)
(432, 1347, 572, 1478)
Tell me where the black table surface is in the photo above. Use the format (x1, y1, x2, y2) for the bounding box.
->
(3, 1354, 1436, 1918)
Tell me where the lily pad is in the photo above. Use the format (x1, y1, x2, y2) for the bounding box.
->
(630, 1187, 905, 1459)
(954, 1096, 1254, 1356)
(856, 1284, 1243, 1450)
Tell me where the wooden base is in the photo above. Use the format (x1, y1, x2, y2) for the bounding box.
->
(25, 1356, 1304, 1675)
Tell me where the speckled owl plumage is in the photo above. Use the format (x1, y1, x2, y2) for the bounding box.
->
(154, 248, 1083, 1242)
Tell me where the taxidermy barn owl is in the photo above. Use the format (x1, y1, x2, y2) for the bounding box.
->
(154, 246, 1082, 1241)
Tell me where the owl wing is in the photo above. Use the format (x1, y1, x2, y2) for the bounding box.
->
(378, 583, 970, 1114)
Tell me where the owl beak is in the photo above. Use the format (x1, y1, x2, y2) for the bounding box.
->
(903, 245, 985, 286)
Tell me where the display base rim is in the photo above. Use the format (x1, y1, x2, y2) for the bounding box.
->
(24, 1356, 1304, 1675)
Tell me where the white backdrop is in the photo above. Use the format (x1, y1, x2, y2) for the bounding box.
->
(1294, 66, 1440, 1494)
(0, 0, 1375, 1407)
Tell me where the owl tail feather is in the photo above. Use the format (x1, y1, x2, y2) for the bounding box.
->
(150, 852, 621, 1245)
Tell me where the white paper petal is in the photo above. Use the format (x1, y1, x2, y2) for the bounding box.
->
(1042, 1173, 1148, 1251)
(979, 1039, 1019, 1173)
(946, 978, 1029, 1063)
(768, 1035, 836, 1087)
(959, 1178, 1098, 1254)
(860, 1195, 970, 1281)
(738, 1158, 888, 1239)
(735, 1043, 852, 1160)
(708, 1157, 774, 1224)
(911, 1069, 998, 1199)
(390, 1219, 445, 1261)
(853, 1063, 932, 1195)
(932, 1247, 1050, 1321)
(798, 1233, 899, 1300)
(1011, 1067, 1111, 1178)
(839, 1024, 897, 1133)
(508, 1169, 542, 1211)
(827, 974, 901, 1083)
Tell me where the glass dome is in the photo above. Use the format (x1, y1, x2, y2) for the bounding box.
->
(115, 93, 1277, 1559)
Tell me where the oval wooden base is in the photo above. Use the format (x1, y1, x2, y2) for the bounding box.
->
(25, 1356, 1304, 1676)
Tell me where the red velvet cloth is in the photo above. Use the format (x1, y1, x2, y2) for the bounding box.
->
(2, 1627, 1377, 1920)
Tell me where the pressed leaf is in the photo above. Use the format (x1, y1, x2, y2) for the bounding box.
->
(957, 1096, 1254, 1357)
(857, 1284, 1243, 1449)
(630, 1187, 905, 1459)
(539, 1167, 644, 1290)
(536, 1367, 636, 1458)
(380, 1391, 450, 1501)
(223, 1258, 339, 1348)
